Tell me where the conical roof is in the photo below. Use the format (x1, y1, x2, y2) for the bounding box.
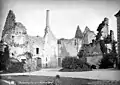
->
(75, 25, 83, 39)
(83, 26, 90, 34)
(2, 10, 16, 37)
(115, 10, 120, 17)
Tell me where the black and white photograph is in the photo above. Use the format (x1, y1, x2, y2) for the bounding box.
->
(0, 0, 120, 85)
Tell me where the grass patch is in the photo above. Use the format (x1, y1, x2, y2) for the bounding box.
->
(1, 75, 120, 85)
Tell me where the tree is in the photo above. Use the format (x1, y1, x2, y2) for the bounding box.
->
(0, 41, 4, 71)
(99, 40, 107, 54)
(112, 40, 117, 54)
(0, 43, 10, 71)
(99, 41, 117, 69)
(99, 53, 117, 69)
(25, 52, 33, 59)
(111, 40, 117, 68)
(23, 52, 36, 72)
(77, 44, 87, 63)
(61, 57, 91, 72)
(6, 59, 25, 73)
(77, 50, 84, 58)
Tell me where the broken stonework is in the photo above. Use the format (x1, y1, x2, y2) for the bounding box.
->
(1, 10, 107, 69)
(82, 26, 96, 44)
(2, 10, 16, 38)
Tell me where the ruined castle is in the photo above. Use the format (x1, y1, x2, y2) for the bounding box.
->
(1, 10, 110, 68)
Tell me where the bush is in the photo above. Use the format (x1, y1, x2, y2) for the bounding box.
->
(91, 65, 97, 69)
(23, 59, 37, 72)
(6, 61, 25, 73)
(99, 53, 116, 69)
(62, 57, 79, 69)
(117, 62, 120, 69)
(61, 57, 91, 71)
(0, 44, 10, 71)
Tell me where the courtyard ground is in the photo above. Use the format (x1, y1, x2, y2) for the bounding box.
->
(0, 68, 120, 85)
(1, 68, 120, 81)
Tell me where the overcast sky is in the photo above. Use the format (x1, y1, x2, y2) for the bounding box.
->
(0, 0, 120, 40)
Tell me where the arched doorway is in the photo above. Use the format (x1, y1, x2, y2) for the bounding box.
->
(37, 57, 42, 69)
(58, 58, 61, 67)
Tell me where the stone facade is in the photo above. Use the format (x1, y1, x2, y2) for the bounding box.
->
(2, 22, 28, 60)
(57, 38, 82, 67)
(1, 10, 97, 68)
(82, 43, 103, 68)
(82, 26, 96, 44)
(43, 26, 58, 68)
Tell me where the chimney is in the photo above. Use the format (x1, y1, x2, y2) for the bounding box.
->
(46, 10, 50, 27)
(115, 10, 120, 67)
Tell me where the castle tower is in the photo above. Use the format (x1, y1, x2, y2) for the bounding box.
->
(44, 10, 50, 37)
(44, 10, 56, 40)
(75, 25, 83, 39)
(75, 25, 83, 52)
(43, 10, 58, 68)
(46, 10, 49, 27)
(115, 10, 120, 65)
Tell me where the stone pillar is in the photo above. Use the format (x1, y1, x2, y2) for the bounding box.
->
(115, 10, 120, 67)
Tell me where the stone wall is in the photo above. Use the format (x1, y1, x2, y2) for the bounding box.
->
(115, 10, 120, 64)
(82, 27, 96, 44)
(86, 55, 103, 68)
(1, 10, 105, 69)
